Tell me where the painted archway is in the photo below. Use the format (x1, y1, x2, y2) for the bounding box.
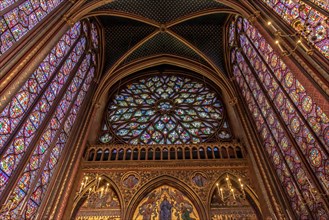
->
(132, 185, 200, 220)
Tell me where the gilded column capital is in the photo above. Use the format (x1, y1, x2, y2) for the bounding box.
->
(95, 102, 102, 109)
(247, 11, 261, 23)
(63, 14, 75, 27)
(230, 75, 237, 82)
(229, 97, 238, 106)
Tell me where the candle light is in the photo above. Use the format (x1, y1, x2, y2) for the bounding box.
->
(105, 183, 109, 194)
(275, 40, 285, 53)
(84, 176, 89, 186)
(96, 177, 101, 190)
(267, 21, 278, 32)
(231, 188, 236, 200)
(79, 182, 84, 193)
(297, 40, 313, 54)
(216, 183, 224, 201)
(100, 187, 104, 198)
(220, 188, 224, 201)
(226, 176, 230, 188)
(241, 184, 246, 197)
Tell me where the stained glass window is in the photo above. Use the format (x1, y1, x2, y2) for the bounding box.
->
(100, 74, 232, 145)
(0, 0, 64, 56)
(229, 16, 329, 219)
(308, 0, 329, 11)
(261, 0, 329, 58)
(91, 23, 99, 49)
(0, 19, 98, 218)
(0, 22, 81, 152)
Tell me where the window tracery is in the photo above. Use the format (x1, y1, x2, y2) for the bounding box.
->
(100, 74, 232, 145)
(0, 0, 64, 56)
(229, 16, 329, 219)
(0, 19, 99, 218)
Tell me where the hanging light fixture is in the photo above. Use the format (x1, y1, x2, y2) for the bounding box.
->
(267, 2, 329, 56)
(215, 175, 246, 202)
(76, 174, 110, 201)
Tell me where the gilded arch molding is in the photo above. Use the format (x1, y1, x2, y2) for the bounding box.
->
(125, 175, 208, 220)
(91, 55, 237, 108)
(207, 172, 262, 218)
(71, 174, 125, 219)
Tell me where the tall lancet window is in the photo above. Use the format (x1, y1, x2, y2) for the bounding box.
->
(0, 20, 99, 218)
(0, 0, 64, 56)
(260, 0, 329, 59)
(229, 17, 329, 219)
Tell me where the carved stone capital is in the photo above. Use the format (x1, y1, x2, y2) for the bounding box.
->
(95, 102, 101, 109)
(229, 97, 238, 106)
(63, 14, 75, 27)
(247, 11, 261, 23)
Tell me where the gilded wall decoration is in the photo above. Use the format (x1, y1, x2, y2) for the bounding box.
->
(191, 172, 208, 188)
(76, 183, 121, 220)
(132, 185, 200, 220)
(122, 172, 140, 189)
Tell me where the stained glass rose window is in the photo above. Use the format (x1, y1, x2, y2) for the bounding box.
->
(100, 74, 232, 144)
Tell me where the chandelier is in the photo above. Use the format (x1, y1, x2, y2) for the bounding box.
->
(216, 175, 246, 202)
(77, 174, 110, 200)
(267, 2, 328, 56)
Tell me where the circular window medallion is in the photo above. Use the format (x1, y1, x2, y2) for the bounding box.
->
(273, 151, 280, 165)
(286, 181, 296, 198)
(309, 148, 322, 167)
(191, 173, 208, 188)
(301, 96, 313, 113)
(290, 117, 301, 134)
(122, 173, 139, 189)
(285, 72, 294, 88)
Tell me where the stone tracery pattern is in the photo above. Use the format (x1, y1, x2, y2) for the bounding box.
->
(100, 75, 232, 145)
(0, 20, 99, 218)
(0, 0, 64, 56)
(230, 16, 329, 219)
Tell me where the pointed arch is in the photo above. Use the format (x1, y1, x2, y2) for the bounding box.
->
(71, 174, 124, 219)
(208, 172, 262, 219)
(126, 175, 207, 219)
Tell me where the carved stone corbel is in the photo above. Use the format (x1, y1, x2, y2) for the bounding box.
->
(229, 97, 238, 106)
(247, 11, 261, 23)
(63, 14, 76, 27)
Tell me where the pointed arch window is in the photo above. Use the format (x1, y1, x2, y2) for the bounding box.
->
(0, 0, 64, 56)
(0, 19, 99, 218)
(260, 0, 329, 58)
(229, 17, 329, 219)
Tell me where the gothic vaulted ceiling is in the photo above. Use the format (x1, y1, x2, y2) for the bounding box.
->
(85, 0, 237, 75)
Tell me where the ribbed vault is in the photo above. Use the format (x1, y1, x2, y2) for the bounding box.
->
(85, 0, 237, 76)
